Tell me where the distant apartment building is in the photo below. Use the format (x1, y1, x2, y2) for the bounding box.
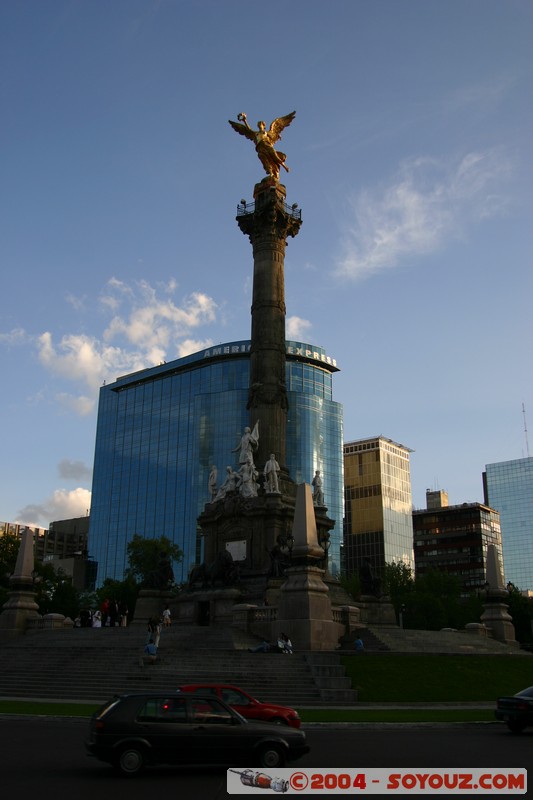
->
(44, 515, 96, 591)
(483, 456, 533, 592)
(413, 490, 503, 592)
(0, 521, 47, 561)
(45, 516, 90, 559)
(343, 436, 415, 577)
(0, 517, 95, 591)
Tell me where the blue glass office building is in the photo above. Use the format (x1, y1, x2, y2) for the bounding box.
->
(89, 340, 343, 585)
(483, 457, 533, 592)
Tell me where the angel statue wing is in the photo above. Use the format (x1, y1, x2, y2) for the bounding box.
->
(228, 116, 256, 141)
(267, 111, 296, 144)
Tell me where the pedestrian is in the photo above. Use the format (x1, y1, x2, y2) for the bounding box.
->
(143, 639, 158, 664)
(100, 598, 110, 627)
(162, 605, 172, 627)
(248, 641, 271, 653)
(119, 602, 129, 627)
(277, 632, 293, 654)
(146, 617, 156, 644)
(354, 635, 364, 653)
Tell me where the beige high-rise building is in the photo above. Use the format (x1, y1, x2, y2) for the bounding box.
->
(343, 436, 414, 578)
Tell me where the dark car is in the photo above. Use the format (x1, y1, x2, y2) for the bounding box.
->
(177, 683, 301, 728)
(495, 686, 533, 733)
(86, 692, 309, 776)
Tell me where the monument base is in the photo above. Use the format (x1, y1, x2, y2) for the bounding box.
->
(131, 589, 173, 627)
(276, 563, 343, 650)
(481, 594, 519, 647)
(175, 587, 243, 626)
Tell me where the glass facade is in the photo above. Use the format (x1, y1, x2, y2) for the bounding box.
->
(484, 457, 533, 592)
(89, 340, 343, 585)
(343, 437, 414, 576)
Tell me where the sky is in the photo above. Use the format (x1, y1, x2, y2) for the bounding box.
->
(1, 0, 532, 530)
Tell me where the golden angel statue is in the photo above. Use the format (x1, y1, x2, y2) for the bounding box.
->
(228, 111, 296, 181)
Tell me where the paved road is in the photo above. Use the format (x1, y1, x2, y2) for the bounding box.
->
(2, 717, 530, 800)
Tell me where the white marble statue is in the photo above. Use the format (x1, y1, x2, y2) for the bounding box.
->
(214, 466, 241, 500)
(232, 421, 259, 466)
(264, 453, 280, 493)
(239, 461, 259, 497)
(208, 465, 218, 501)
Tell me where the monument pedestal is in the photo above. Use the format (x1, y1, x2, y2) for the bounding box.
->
(277, 564, 342, 650)
(131, 589, 173, 627)
(480, 591, 519, 647)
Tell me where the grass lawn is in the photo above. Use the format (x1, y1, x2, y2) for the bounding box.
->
(341, 654, 533, 702)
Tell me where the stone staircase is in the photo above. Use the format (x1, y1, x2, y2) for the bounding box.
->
(362, 625, 530, 655)
(0, 624, 356, 705)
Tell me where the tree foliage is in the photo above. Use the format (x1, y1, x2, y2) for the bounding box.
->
(125, 534, 183, 586)
(505, 584, 533, 643)
(339, 571, 361, 602)
(0, 533, 20, 586)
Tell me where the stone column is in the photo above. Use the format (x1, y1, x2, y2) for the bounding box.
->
(237, 178, 302, 472)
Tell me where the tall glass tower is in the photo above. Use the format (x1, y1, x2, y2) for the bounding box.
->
(343, 436, 414, 577)
(483, 457, 533, 592)
(88, 339, 343, 585)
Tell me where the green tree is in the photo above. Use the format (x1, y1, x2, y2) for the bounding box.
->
(340, 572, 361, 602)
(383, 561, 414, 623)
(97, 575, 139, 621)
(404, 591, 447, 631)
(505, 584, 533, 644)
(32, 563, 80, 619)
(383, 561, 414, 603)
(0, 532, 20, 584)
(415, 569, 463, 628)
(126, 534, 183, 587)
(0, 532, 20, 609)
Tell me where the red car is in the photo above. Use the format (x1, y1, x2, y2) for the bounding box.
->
(177, 684, 301, 728)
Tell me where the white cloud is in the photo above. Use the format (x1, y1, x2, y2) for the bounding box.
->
(57, 459, 92, 481)
(0, 327, 29, 345)
(65, 292, 86, 311)
(17, 487, 92, 528)
(336, 148, 511, 280)
(35, 279, 220, 413)
(56, 393, 96, 416)
(287, 316, 312, 340)
(177, 338, 215, 358)
(102, 281, 217, 352)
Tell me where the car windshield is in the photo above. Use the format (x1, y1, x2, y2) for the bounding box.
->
(94, 697, 122, 719)
(516, 687, 533, 698)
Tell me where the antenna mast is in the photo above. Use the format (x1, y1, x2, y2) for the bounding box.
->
(522, 402, 530, 458)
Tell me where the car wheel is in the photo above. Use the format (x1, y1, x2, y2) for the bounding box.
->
(507, 720, 527, 734)
(270, 716, 289, 726)
(258, 743, 286, 768)
(115, 745, 147, 776)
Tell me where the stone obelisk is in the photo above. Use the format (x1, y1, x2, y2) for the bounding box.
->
(0, 527, 40, 635)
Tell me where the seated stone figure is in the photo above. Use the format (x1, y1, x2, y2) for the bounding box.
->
(359, 558, 381, 597)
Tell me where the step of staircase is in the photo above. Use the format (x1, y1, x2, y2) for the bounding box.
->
(0, 625, 353, 705)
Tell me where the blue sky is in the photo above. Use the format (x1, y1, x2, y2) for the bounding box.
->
(1, 0, 531, 529)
